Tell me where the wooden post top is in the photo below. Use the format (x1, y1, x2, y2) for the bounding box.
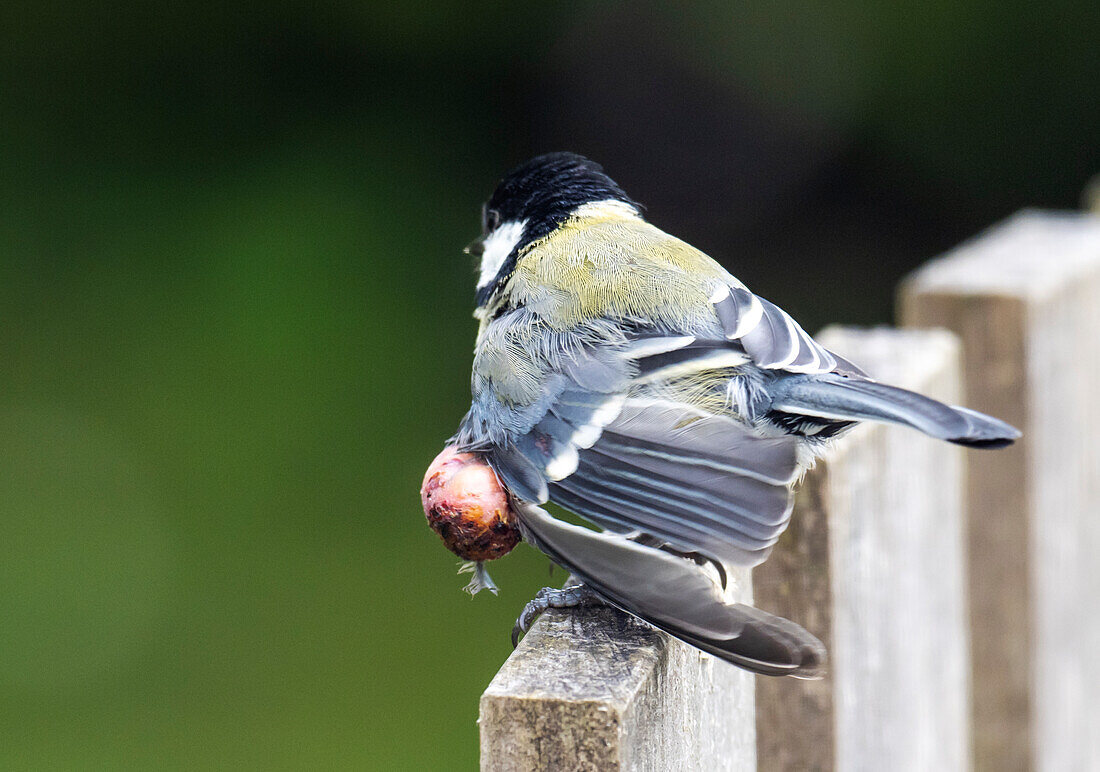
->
(480, 570, 755, 771)
(903, 210, 1100, 300)
(900, 209, 1100, 772)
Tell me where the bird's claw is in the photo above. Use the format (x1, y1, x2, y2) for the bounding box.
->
(511, 583, 604, 647)
(457, 561, 498, 596)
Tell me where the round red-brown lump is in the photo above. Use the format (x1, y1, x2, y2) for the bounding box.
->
(420, 446, 520, 561)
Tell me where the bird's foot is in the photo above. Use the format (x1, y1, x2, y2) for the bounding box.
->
(458, 561, 498, 596)
(511, 582, 605, 647)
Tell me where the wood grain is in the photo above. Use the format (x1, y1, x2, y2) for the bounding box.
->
(900, 211, 1100, 771)
(756, 326, 972, 772)
(480, 568, 755, 771)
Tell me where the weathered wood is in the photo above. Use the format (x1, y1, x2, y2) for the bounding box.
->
(755, 327, 972, 772)
(1085, 175, 1100, 214)
(752, 462, 836, 771)
(480, 569, 755, 771)
(900, 211, 1100, 772)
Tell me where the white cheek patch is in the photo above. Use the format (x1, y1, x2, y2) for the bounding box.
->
(477, 219, 527, 289)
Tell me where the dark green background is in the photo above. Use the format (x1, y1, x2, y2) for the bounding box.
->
(1, 2, 1097, 768)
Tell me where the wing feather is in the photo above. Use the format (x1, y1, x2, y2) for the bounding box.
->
(712, 284, 836, 374)
(515, 502, 826, 677)
(484, 321, 806, 569)
(490, 392, 800, 568)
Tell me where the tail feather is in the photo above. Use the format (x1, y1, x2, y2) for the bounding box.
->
(770, 374, 1020, 448)
(949, 406, 1021, 449)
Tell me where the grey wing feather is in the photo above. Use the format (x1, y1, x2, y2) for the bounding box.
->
(475, 327, 803, 571)
(490, 443, 549, 503)
(607, 399, 798, 486)
(515, 502, 826, 678)
(711, 284, 836, 374)
(491, 393, 801, 568)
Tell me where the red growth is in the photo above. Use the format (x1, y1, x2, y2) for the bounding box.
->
(420, 446, 520, 561)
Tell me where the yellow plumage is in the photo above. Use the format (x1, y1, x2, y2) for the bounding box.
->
(490, 208, 738, 333)
(472, 206, 753, 411)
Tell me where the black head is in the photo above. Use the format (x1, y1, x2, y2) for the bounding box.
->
(468, 152, 639, 307)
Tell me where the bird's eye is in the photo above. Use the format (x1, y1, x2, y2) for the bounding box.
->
(482, 206, 501, 235)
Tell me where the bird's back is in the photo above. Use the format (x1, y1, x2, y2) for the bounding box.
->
(504, 207, 735, 336)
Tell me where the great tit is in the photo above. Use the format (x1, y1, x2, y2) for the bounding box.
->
(451, 152, 1019, 678)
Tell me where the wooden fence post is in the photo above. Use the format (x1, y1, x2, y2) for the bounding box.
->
(480, 327, 977, 770)
(755, 327, 972, 772)
(900, 211, 1100, 771)
(479, 568, 756, 771)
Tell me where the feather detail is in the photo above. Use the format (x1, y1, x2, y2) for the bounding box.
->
(515, 502, 826, 677)
(770, 374, 1021, 448)
(711, 285, 836, 374)
(490, 395, 801, 568)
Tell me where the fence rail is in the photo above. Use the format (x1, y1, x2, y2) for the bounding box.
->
(479, 207, 1100, 771)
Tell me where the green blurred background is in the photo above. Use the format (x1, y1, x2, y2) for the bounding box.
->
(0, 2, 1096, 768)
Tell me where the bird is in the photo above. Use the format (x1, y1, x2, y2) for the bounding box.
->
(450, 152, 1019, 678)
